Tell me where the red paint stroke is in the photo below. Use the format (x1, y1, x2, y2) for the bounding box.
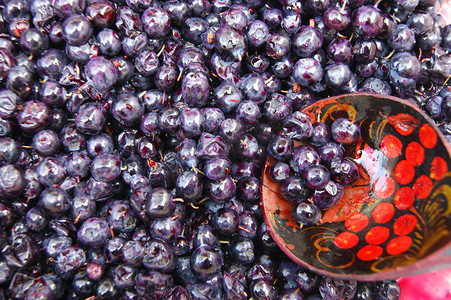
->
(394, 187, 415, 210)
(386, 113, 420, 136)
(372, 202, 395, 224)
(393, 214, 418, 236)
(386, 236, 412, 255)
(357, 245, 384, 261)
(365, 226, 390, 245)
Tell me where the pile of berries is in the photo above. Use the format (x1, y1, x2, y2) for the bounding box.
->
(268, 114, 362, 227)
(2, 0, 451, 298)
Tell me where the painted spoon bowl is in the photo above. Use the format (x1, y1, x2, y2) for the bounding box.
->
(261, 93, 451, 281)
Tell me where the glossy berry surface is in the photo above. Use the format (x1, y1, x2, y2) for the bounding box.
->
(291, 201, 322, 226)
(331, 118, 362, 144)
(77, 217, 111, 248)
(62, 14, 93, 46)
(303, 164, 330, 190)
(84, 56, 118, 92)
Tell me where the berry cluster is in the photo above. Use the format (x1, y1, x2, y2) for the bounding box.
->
(2, 0, 450, 298)
(268, 115, 361, 226)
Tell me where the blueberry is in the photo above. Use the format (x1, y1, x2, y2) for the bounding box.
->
(238, 211, 258, 239)
(268, 135, 293, 161)
(303, 164, 330, 190)
(269, 161, 291, 182)
(150, 215, 182, 242)
(353, 39, 377, 64)
(184, 17, 209, 45)
(0, 90, 20, 119)
(55, 245, 86, 279)
(202, 108, 225, 133)
(283, 111, 314, 141)
(234, 133, 259, 160)
(53, 0, 85, 19)
(190, 245, 223, 280)
(143, 239, 176, 273)
(86, 133, 114, 158)
(354, 282, 375, 300)
(230, 236, 255, 265)
(155, 65, 178, 92)
(313, 180, 345, 209)
(115, 6, 142, 37)
(75, 102, 107, 135)
(237, 176, 260, 203)
(282, 175, 311, 202)
(36, 49, 68, 80)
(291, 145, 320, 174)
(112, 93, 145, 127)
(262, 6, 283, 29)
(19, 28, 49, 56)
(293, 26, 323, 58)
(296, 270, 321, 293)
(331, 118, 361, 144)
(108, 200, 137, 233)
(219, 118, 245, 143)
(176, 171, 203, 202)
(352, 6, 384, 38)
(374, 280, 401, 300)
(282, 14, 301, 35)
(329, 157, 359, 186)
(77, 217, 111, 248)
(247, 20, 269, 48)
(17, 100, 52, 135)
(215, 25, 247, 61)
(213, 208, 238, 235)
(324, 6, 351, 31)
(113, 264, 136, 290)
(388, 24, 415, 51)
(86, 0, 115, 29)
(97, 29, 121, 56)
(71, 194, 95, 222)
(207, 176, 236, 204)
(182, 71, 210, 108)
(96, 279, 118, 299)
(214, 82, 243, 114)
(36, 157, 66, 187)
(389, 52, 421, 89)
(250, 278, 278, 300)
(0, 137, 21, 164)
(84, 56, 118, 92)
(293, 58, 324, 87)
(62, 14, 93, 46)
(121, 240, 145, 267)
(359, 77, 392, 95)
(266, 33, 291, 59)
(324, 63, 352, 89)
(142, 7, 171, 38)
(292, 201, 322, 226)
(234, 100, 262, 127)
(91, 153, 121, 183)
(196, 132, 230, 159)
(319, 277, 358, 300)
(135, 50, 159, 77)
(39, 187, 71, 217)
(32, 130, 60, 156)
(179, 107, 204, 138)
(163, 1, 191, 27)
(40, 81, 67, 108)
(263, 93, 292, 124)
(145, 188, 175, 219)
(122, 32, 148, 58)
